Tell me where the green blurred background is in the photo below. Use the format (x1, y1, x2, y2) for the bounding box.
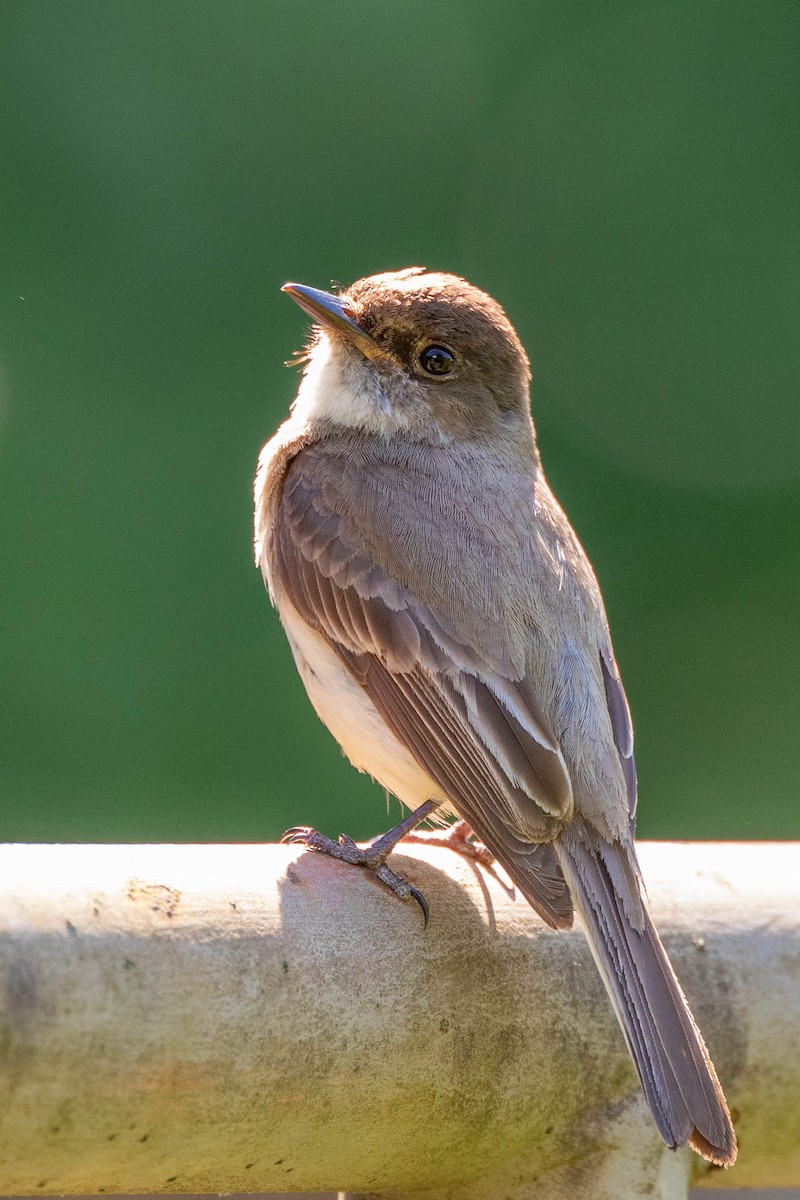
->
(1, 0, 797, 844)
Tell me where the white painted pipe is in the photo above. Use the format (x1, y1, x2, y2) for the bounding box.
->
(0, 842, 798, 1199)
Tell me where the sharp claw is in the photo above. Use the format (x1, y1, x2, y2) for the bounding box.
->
(409, 885, 429, 929)
(282, 827, 317, 847)
(281, 826, 306, 842)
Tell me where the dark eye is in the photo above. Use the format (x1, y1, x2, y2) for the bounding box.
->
(419, 345, 455, 376)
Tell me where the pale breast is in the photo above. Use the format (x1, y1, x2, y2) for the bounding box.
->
(279, 601, 452, 817)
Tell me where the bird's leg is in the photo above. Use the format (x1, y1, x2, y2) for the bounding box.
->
(282, 799, 439, 925)
(401, 820, 495, 868)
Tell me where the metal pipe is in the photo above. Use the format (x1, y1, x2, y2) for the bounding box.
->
(0, 842, 798, 1198)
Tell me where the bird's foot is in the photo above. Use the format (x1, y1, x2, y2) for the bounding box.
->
(281, 799, 438, 926)
(401, 820, 495, 869)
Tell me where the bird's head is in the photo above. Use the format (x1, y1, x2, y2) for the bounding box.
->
(282, 268, 535, 451)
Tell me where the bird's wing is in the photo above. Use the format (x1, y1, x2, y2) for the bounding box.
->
(271, 463, 576, 927)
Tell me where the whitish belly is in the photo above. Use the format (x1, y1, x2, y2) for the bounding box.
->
(280, 602, 451, 815)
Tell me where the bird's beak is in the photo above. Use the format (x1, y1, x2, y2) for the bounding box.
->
(281, 282, 380, 359)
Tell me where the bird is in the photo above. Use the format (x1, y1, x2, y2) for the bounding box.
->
(253, 267, 737, 1166)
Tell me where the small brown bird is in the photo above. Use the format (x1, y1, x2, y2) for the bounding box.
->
(254, 268, 737, 1165)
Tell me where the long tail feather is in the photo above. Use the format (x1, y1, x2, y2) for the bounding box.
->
(551, 824, 736, 1165)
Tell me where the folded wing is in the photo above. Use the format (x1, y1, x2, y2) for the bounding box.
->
(272, 462, 576, 927)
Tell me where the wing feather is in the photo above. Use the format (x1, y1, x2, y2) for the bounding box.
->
(360, 658, 573, 927)
(600, 646, 638, 819)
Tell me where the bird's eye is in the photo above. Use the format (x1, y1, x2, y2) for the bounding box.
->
(419, 345, 455, 376)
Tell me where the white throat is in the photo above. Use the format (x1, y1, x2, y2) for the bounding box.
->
(291, 334, 410, 435)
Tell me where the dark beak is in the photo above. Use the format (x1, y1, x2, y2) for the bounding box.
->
(281, 282, 378, 357)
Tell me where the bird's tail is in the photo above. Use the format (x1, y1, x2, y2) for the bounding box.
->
(553, 823, 737, 1166)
